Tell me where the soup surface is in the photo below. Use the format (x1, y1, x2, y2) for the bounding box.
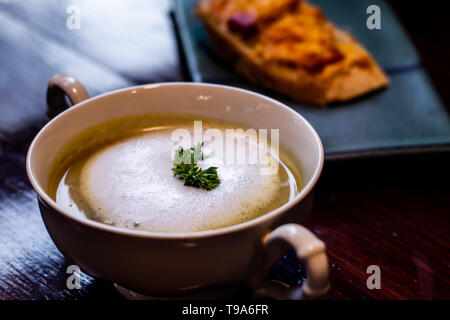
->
(49, 114, 301, 232)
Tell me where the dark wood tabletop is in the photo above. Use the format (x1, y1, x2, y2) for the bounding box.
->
(0, 0, 448, 300)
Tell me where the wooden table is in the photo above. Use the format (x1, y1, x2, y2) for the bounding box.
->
(0, 0, 448, 300)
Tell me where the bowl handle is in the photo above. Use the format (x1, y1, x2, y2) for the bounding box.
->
(46, 74, 90, 119)
(248, 223, 329, 300)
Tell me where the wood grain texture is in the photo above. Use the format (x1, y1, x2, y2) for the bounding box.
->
(0, 0, 448, 300)
(0, 0, 182, 83)
(312, 187, 450, 299)
(0, 10, 131, 134)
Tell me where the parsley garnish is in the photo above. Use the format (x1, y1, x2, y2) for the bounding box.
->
(172, 143, 220, 191)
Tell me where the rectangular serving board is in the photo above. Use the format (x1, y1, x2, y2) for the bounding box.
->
(173, 0, 450, 159)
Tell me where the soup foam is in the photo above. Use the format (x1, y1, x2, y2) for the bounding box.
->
(52, 116, 300, 232)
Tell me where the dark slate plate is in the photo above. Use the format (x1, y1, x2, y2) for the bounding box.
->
(173, 0, 450, 159)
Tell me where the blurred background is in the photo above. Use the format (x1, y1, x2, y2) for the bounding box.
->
(0, 0, 448, 300)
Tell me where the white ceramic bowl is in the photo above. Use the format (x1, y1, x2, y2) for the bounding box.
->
(27, 75, 327, 299)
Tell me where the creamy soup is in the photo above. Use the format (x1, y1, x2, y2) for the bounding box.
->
(49, 114, 302, 232)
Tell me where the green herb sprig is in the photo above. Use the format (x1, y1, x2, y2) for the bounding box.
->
(172, 143, 220, 191)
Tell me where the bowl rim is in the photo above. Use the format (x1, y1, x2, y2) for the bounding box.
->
(26, 82, 324, 239)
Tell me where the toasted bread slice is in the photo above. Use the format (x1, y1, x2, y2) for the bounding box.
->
(196, 0, 389, 105)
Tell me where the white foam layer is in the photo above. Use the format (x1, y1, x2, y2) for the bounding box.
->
(57, 129, 282, 232)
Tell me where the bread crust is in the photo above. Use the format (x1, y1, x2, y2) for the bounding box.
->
(196, 0, 389, 105)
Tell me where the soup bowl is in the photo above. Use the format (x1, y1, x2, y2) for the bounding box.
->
(26, 74, 328, 299)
